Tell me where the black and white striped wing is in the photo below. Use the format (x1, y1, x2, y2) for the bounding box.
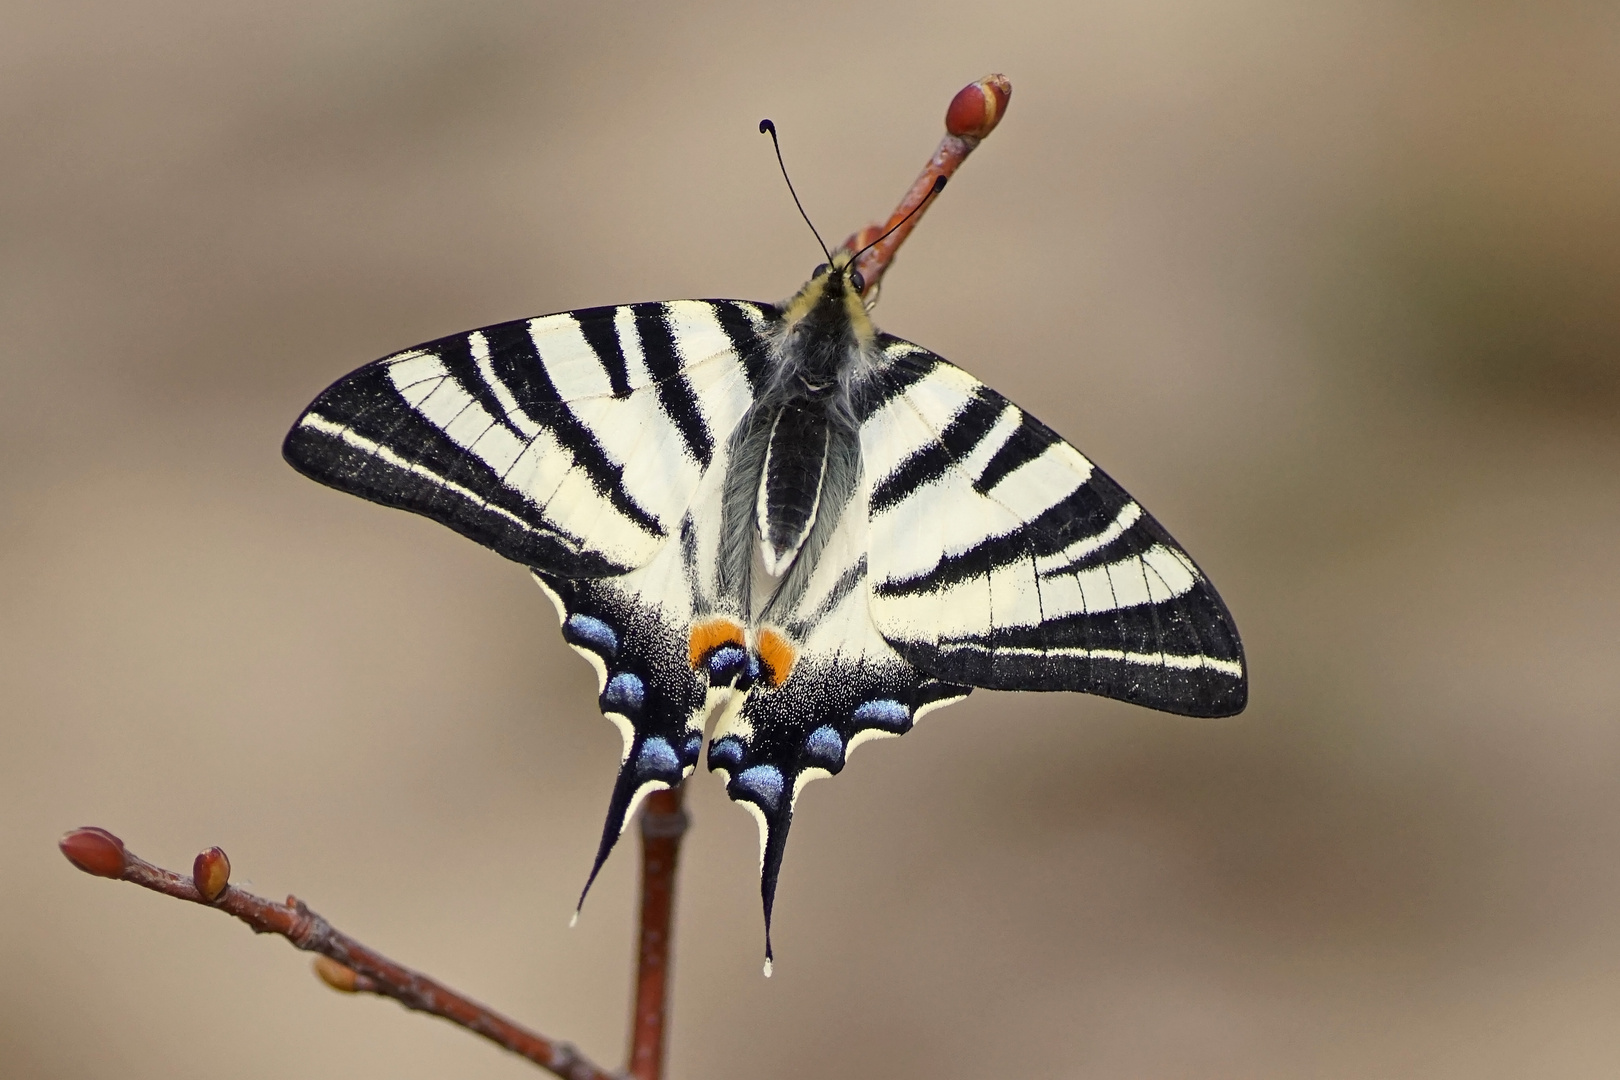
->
(861, 342, 1247, 718)
(704, 458, 972, 968)
(285, 298, 782, 917)
(530, 520, 719, 913)
(283, 300, 773, 577)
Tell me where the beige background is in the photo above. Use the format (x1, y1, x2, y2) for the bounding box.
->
(4, 2, 1619, 1078)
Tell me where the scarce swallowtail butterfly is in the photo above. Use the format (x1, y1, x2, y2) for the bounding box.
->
(283, 118, 1246, 973)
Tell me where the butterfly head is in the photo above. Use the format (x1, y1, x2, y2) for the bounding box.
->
(781, 250, 875, 348)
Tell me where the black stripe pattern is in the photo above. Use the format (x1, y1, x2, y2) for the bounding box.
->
(283, 300, 774, 577)
(860, 344, 1246, 718)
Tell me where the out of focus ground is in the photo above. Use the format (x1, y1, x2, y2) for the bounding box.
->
(3, 3, 1617, 1078)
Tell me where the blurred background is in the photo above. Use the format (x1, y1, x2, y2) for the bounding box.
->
(4, 2, 1618, 1077)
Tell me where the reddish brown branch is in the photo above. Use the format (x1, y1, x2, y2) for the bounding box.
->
(838, 74, 1012, 305)
(58, 827, 616, 1080)
(626, 787, 688, 1080)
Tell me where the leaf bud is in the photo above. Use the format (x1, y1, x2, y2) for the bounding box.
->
(192, 846, 231, 902)
(945, 74, 1012, 140)
(60, 827, 127, 878)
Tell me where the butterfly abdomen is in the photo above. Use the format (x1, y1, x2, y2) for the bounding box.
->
(757, 404, 830, 577)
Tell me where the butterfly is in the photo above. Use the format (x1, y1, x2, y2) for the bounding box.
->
(283, 158, 1246, 973)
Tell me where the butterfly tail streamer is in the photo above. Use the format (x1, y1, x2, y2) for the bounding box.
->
(575, 766, 677, 919)
(715, 749, 798, 975)
(759, 808, 794, 977)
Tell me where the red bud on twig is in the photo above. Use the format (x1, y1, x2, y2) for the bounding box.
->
(60, 827, 128, 878)
(945, 74, 1012, 140)
(192, 846, 231, 902)
(58, 827, 615, 1078)
(841, 73, 1013, 302)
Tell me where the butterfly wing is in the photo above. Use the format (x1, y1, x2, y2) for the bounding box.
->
(285, 299, 778, 910)
(284, 299, 1245, 956)
(531, 510, 718, 911)
(284, 300, 773, 576)
(860, 340, 1247, 718)
(701, 453, 971, 968)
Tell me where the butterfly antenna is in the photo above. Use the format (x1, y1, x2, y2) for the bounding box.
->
(851, 173, 948, 264)
(760, 119, 832, 263)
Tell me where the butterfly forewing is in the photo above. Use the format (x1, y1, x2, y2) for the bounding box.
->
(283, 300, 772, 577)
(859, 342, 1246, 717)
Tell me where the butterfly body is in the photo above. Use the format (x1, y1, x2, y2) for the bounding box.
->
(285, 255, 1246, 966)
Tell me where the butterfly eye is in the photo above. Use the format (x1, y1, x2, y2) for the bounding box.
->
(812, 263, 829, 278)
(849, 269, 866, 294)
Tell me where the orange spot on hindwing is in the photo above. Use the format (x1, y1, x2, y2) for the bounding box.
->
(754, 628, 798, 688)
(688, 618, 746, 668)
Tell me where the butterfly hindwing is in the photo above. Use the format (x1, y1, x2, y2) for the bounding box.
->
(533, 551, 712, 907)
(859, 341, 1247, 717)
(704, 461, 971, 965)
(528, 416, 770, 908)
(283, 300, 773, 576)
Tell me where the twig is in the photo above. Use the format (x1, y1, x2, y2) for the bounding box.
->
(625, 787, 688, 1080)
(57, 827, 616, 1080)
(838, 74, 1012, 306)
